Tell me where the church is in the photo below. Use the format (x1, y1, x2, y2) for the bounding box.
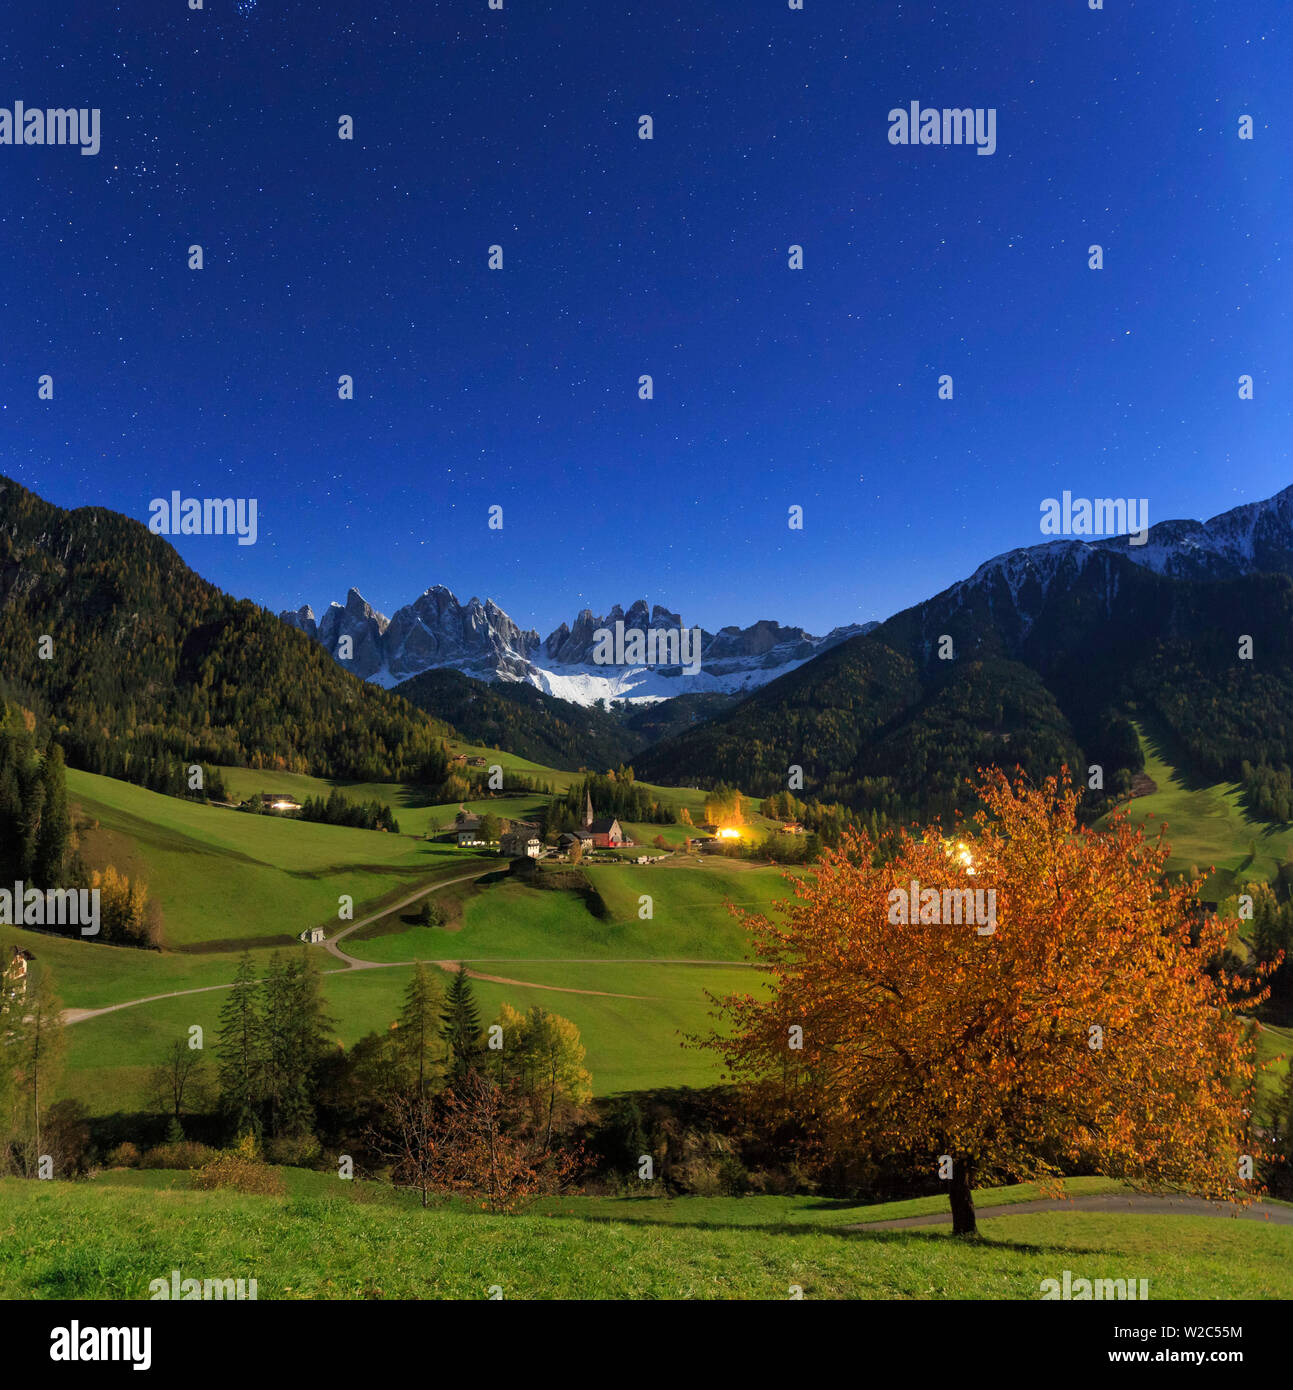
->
(560, 789, 625, 851)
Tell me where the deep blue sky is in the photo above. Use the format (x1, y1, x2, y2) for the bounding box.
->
(2, 1, 1288, 639)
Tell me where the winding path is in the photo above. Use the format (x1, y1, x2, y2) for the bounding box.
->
(61, 867, 760, 1024)
(321, 868, 495, 969)
(857, 1193, 1293, 1230)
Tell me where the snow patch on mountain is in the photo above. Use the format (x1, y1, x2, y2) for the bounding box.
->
(281, 584, 875, 705)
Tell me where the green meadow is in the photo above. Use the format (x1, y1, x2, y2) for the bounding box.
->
(31, 763, 792, 1109)
(53, 955, 753, 1108)
(68, 768, 481, 949)
(216, 761, 757, 844)
(2, 1175, 1289, 1300)
(215, 764, 555, 841)
(1108, 720, 1293, 898)
(344, 861, 787, 965)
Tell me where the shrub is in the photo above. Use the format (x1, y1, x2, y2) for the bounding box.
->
(105, 1142, 141, 1168)
(40, 1099, 93, 1177)
(417, 899, 446, 928)
(140, 1141, 217, 1170)
(265, 1134, 322, 1168)
(192, 1149, 286, 1196)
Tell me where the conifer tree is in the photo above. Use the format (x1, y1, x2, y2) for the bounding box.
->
(216, 951, 262, 1138)
(397, 963, 445, 1097)
(440, 966, 482, 1082)
(12, 962, 66, 1176)
(33, 744, 69, 885)
(257, 952, 334, 1139)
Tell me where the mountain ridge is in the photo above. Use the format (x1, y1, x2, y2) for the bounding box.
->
(282, 488, 1293, 707)
(281, 585, 872, 704)
(634, 482, 1293, 818)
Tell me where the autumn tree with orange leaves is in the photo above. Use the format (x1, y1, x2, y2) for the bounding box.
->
(707, 770, 1274, 1235)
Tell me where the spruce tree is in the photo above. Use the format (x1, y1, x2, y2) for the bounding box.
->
(17, 765, 44, 883)
(397, 963, 445, 1097)
(257, 954, 292, 1138)
(32, 745, 69, 885)
(281, 952, 334, 1137)
(216, 951, 262, 1139)
(440, 965, 482, 1082)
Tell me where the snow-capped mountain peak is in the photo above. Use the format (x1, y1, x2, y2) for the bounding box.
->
(281, 585, 874, 704)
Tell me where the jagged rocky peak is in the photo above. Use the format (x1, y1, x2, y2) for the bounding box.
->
(305, 588, 391, 678)
(541, 599, 702, 665)
(281, 604, 318, 639)
(543, 606, 606, 665)
(281, 584, 871, 703)
(708, 619, 809, 660)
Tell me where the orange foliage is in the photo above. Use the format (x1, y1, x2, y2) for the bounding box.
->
(709, 769, 1275, 1210)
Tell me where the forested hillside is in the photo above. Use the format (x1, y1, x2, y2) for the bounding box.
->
(0, 476, 456, 786)
(639, 560, 1293, 823)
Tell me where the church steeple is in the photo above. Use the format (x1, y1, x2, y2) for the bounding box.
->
(584, 787, 595, 828)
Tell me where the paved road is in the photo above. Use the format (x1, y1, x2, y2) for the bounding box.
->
(857, 1193, 1293, 1230)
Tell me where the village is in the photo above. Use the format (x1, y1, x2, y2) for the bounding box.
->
(448, 789, 641, 862)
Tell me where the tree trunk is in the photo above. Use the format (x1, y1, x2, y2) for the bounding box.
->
(949, 1158, 977, 1236)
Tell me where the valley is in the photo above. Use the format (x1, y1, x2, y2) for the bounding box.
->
(2, 472, 1291, 1306)
(20, 761, 784, 1110)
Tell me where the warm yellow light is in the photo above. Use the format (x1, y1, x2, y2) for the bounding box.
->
(945, 839, 976, 875)
(717, 827, 740, 839)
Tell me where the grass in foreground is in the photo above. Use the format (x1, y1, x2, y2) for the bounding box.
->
(1, 1177, 1288, 1300)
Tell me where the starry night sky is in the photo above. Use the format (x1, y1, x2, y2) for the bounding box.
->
(2, 1, 1289, 639)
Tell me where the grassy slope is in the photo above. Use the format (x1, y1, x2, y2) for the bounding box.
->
(1257, 1022, 1291, 1106)
(1109, 720, 1293, 897)
(346, 862, 788, 964)
(1101, 724, 1292, 1109)
(324, 860, 792, 1093)
(55, 955, 744, 1108)
(44, 767, 794, 1108)
(69, 768, 469, 948)
(217, 762, 762, 844)
(2, 1175, 1289, 1300)
(216, 764, 556, 839)
(56, 857, 790, 1107)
